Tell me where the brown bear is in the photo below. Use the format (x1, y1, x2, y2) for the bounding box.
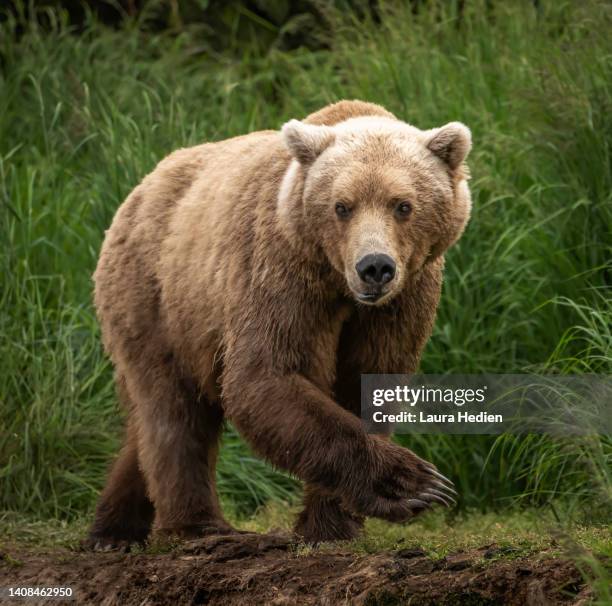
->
(87, 100, 471, 548)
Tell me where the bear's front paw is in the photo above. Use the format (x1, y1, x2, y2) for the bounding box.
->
(346, 438, 457, 522)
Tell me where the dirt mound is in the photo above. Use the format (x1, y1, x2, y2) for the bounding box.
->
(0, 532, 590, 605)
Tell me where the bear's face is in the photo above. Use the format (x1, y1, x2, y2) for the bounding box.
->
(280, 116, 472, 305)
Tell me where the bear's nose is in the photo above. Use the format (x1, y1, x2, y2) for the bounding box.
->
(355, 254, 396, 286)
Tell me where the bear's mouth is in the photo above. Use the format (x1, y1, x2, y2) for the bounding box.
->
(356, 291, 383, 303)
(354, 287, 395, 305)
(346, 272, 398, 306)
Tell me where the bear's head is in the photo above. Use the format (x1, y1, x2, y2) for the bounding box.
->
(279, 115, 472, 305)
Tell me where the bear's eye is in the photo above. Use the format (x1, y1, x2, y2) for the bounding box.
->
(395, 200, 412, 218)
(335, 202, 351, 219)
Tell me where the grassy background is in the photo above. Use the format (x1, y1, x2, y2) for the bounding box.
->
(1, 0, 611, 534)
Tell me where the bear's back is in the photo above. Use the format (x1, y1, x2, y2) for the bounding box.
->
(94, 100, 399, 372)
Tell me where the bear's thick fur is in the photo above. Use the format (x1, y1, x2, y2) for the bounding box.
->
(88, 100, 471, 547)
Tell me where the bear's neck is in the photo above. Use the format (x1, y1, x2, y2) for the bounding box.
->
(275, 159, 325, 263)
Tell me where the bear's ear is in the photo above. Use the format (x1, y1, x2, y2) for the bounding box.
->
(425, 122, 472, 170)
(281, 119, 336, 165)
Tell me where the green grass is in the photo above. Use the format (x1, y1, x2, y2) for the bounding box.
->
(2, 506, 609, 583)
(0, 0, 610, 531)
(2, 505, 609, 564)
(235, 502, 608, 557)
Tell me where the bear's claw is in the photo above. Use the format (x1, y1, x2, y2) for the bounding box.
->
(418, 490, 455, 508)
(414, 464, 458, 511)
(406, 499, 429, 511)
(427, 467, 455, 487)
(432, 479, 458, 495)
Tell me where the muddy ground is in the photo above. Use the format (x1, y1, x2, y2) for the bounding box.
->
(0, 532, 594, 605)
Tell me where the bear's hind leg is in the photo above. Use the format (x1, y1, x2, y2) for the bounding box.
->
(129, 358, 235, 539)
(294, 485, 364, 544)
(85, 416, 154, 550)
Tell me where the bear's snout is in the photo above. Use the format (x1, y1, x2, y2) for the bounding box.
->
(354, 253, 396, 301)
(355, 253, 396, 285)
